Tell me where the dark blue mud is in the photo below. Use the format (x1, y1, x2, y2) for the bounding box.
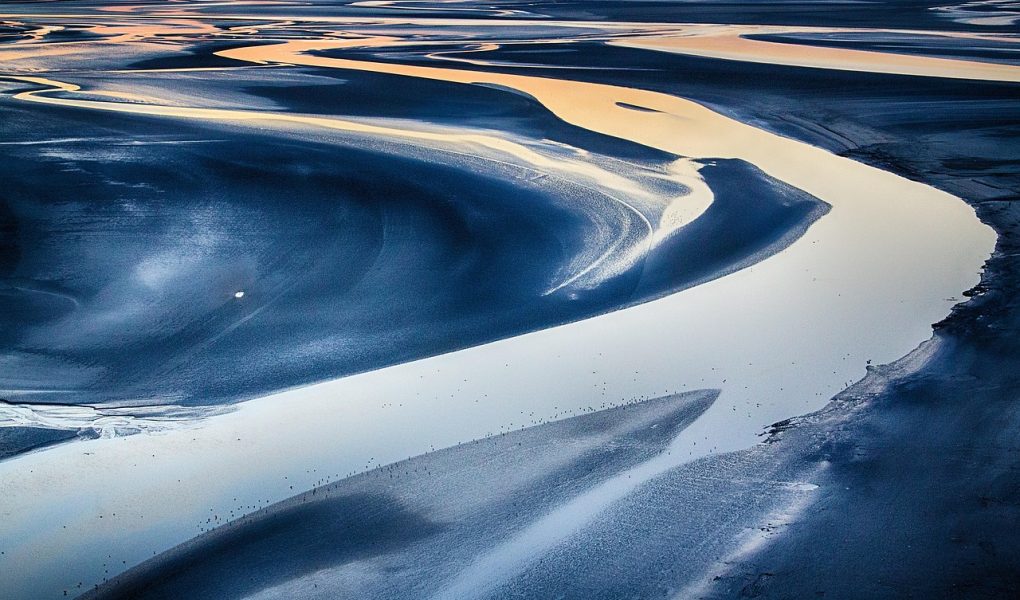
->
(369, 39, 1020, 199)
(83, 390, 718, 600)
(748, 32, 1020, 66)
(0, 95, 820, 418)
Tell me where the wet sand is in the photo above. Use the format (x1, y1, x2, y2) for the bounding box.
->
(612, 25, 1020, 83)
(0, 1, 1014, 598)
(83, 391, 720, 600)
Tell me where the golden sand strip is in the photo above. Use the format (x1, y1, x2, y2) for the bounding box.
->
(5, 68, 716, 290)
(3, 8, 1016, 81)
(7, 74, 650, 198)
(215, 36, 974, 230)
(612, 25, 1020, 83)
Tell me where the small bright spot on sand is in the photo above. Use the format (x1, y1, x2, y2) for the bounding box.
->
(234, 291, 245, 299)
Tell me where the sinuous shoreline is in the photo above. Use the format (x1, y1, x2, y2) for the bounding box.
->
(0, 1, 1015, 598)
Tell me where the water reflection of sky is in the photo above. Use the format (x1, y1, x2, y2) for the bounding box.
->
(0, 3, 1006, 598)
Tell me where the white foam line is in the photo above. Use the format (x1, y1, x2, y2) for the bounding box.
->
(0, 402, 235, 437)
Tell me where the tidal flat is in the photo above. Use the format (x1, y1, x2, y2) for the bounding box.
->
(0, 0, 1017, 598)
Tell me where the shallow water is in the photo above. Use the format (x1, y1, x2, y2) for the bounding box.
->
(0, 1, 1006, 598)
